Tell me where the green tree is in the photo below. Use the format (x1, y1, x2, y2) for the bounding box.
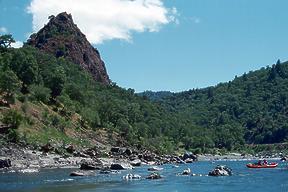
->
(0, 34, 15, 49)
(0, 70, 21, 96)
(275, 59, 285, 78)
(268, 65, 277, 81)
(45, 66, 66, 98)
(207, 87, 214, 98)
(65, 84, 84, 103)
(10, 51, 39, 87)
(29, 84, 51, 103)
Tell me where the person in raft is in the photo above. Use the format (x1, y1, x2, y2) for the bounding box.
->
(257, 160, 268, 165)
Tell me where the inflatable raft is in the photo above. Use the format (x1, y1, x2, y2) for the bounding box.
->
(246, 162, 278, 168)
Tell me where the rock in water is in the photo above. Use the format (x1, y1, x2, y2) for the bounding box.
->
(123, 173, 141, 180)
(110, 163, 133, 170)
(181, 168, 191, 175)
(147, 166, 163, 171)
(27, 12, 110, 84)
(130, 159, 141, 167)
(208, 165, 232, 176)
(70, 171, 85, 177)
(146, 172, 162, 180)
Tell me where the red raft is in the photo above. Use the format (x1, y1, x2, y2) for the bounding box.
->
(246, 162, 278, 168)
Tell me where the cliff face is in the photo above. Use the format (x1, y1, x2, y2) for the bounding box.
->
(27, 12, 110, 84)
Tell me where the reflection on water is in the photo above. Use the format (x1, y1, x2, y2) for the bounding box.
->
(0, 161, 287, 192)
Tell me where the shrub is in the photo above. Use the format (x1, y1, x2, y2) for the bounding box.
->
(29, 84, 51, 103)
(0, 70, 21, 96)
(1, 109, 22, 142)
(2, 109, 23, 129)
(7, 129, 19, 143)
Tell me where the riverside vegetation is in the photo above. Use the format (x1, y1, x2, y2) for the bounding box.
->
(0, 13, 288, 157)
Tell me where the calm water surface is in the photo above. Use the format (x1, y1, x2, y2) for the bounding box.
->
(0, 161, 287, 192)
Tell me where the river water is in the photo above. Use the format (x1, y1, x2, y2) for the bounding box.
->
(0, 160, 287, 192)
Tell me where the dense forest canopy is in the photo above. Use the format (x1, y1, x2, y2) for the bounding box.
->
(0, 34, 288, 154)
(142, 59, 288, 149)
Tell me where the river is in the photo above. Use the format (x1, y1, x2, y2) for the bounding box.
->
(0, 160, 287, 192)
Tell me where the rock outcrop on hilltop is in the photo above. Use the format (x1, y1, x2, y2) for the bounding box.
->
(27, 12, 110, 84)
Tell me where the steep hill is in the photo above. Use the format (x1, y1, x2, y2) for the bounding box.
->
(0, 44, 178, 153)
(27, 12, 110, 84)
(143, 60, 288, 149)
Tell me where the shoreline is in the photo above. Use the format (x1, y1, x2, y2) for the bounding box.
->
(197, 153, 282, 162)
(0, 144, 285, 172)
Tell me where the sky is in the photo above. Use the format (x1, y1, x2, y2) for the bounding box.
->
(1, 0, 288, 92)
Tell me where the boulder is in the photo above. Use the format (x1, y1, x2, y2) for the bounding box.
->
(181, 168, 191, 175)
(70, 171, 85, 177)
(182, 152, 197, 161)
(110, 163, 133, 170)
(185, 158, 194, 163)
(146, 172, 162, 180)
(84, 147, 99, 157)
(208, 165, 232, 176)
(41, 143, 54, 153)
(110, 147, 121, 153)
(124, 148, 132, 156)
(65, 145, 75, 154)
(80, 159, 103, 170)
(129, 155, 138, 161)
(148, 166, 163, 171)
(130, 159, 141, 167)
(143, 153, 156, 162)
(0, 159, 11, 168)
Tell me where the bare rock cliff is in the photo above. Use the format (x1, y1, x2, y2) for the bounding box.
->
(27, 12, 110, 84)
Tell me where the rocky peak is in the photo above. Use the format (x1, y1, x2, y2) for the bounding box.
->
(27, 12, 110, 84)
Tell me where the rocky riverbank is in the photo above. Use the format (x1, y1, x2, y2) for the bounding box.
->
(0, 144, 84, 170)
(0, 143, 197, 172)
(197, 152, 285, 161)
(0, 143, 285, 173)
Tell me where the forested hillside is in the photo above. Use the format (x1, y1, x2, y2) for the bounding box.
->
(1, 32, 288, 155)
(142, 60, 288, 150)
(0, 35, 182, 153)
